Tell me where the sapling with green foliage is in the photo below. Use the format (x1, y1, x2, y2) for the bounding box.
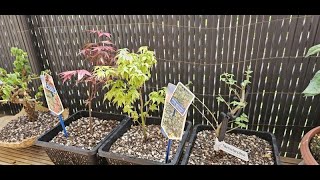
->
(191, 66, 252, 140)
(94, 46, 166, 142)
(0, 47, 45, 121)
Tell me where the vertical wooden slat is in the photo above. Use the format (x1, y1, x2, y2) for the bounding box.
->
(206, 15, 218, 126)
(247, 15, 271, 131)
(261, 15, 288, 132)
(280, 16, 313, 156)
(272, 15, 299, 156)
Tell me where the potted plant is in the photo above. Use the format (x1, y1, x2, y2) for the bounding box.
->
(0, 47, 67, 148)
(35, 30, 130, 165)
(299, 44, 320, 165)
(96, 46, 191, 165)
(181, 66, 281, 165)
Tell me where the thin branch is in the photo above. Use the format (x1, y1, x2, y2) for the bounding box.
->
(194, 96, 218, 125)
(191, 103, 216, 131)
(30, 77, 41, 80)
(228, 120, 236, 124)
(226, 125, 241, 133)
(230, 88, 241, 100)
(217, 94, 233, 112)
(232, 84, 242, 90)
(0, 98, 36, 103)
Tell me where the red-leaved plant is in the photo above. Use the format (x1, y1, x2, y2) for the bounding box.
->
(59, 30, 117, 134)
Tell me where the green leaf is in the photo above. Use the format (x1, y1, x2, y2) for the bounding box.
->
(149, 104, 157, 111)
(216, 96, 225, 103)
(302, 70, 320, 96)
(306, 44, 320, 57)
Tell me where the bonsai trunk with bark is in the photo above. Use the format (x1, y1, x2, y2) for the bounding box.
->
(23, 100, 37, 122)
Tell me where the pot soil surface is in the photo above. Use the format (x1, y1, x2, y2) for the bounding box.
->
(188, 130, 274, 165)
(109, 125, 179, 163)
(310, 133, 320, 164)
(0, 112, 59, 142)
(51, 117, 119, 150)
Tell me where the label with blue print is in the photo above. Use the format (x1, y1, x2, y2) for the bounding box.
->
(169, 82, 195, 116)
(40, 73, 64, 116)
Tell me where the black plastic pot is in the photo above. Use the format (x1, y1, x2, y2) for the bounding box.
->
(181, 124, 281, 165)
(35, 110, 130, 165)
(98, 117, 192, 165)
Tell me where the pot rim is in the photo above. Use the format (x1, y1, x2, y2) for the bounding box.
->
(300, 126, 320, 165)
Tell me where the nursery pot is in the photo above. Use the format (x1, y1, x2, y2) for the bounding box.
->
(300, 126, 320, 165)
(98, 117, 192, 165)
(181, 124, 281, 165)
(35, 110, 130, 165)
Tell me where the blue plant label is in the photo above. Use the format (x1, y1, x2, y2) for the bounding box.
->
(169, 82, 195, 116)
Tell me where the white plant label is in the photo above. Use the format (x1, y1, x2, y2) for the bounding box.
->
(214, 138, 249, 161)
(161, 83, 188, 140)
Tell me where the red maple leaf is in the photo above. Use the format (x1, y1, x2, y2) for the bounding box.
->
(59, 71, 77, 83)
(98, 32, 111, 38)
(76, 69, 92, 82)
(100, 40, 114, 45)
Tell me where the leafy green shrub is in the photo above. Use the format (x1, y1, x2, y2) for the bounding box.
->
(0, 47, 44, 121)
(94, 46, 166, 141)
(192, 66, 252, 137)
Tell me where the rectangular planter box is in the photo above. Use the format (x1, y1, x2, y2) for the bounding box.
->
(35, 110, 130, 165)
(98, 117, 192, 165)
(180, 124, 281, 165)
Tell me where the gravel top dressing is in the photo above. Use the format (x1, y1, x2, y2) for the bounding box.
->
(188, 130, 274, 165)
(0, 112, 59, 142)
(110, 124, 179, 163)
(51, 117, 119, 150)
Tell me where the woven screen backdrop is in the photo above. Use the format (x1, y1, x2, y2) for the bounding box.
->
(0, 15, 320, 158)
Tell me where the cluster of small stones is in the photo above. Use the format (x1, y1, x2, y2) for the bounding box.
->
(0, 112, 59, 142)
(110, 125, 179, 163)
(51, 117, 119, 150)
(188, 130, 274, 165)
(310, 133, 320, 164)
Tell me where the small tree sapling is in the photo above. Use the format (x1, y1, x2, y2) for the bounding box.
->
(94, 46, 166, 142)
(0, 47, 45, 121)
(59, 30, 117, 134)
(191, 66, 252, 142)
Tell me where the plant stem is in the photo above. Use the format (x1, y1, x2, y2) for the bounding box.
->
(29, 77, 41, 80)
(194, 96, 218, 125)
(226, 125, 241, 133)
(230, 87, 246, 115)
(217, 94, 233, 112)
(191, 103, 216, 131)
(230, 88, 241, 99)
(88, 83, 93, 135)
(228, 120, 236, 124)
(139, 88, 147, 142)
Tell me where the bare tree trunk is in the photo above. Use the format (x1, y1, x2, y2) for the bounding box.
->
(139, 88, 147, 142)
(24, 100, 37, 122)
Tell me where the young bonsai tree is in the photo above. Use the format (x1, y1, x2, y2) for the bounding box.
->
(59, 30, 117, 134)
(0, 47, 44, 121)
(94, 46, 166, 142)
(191, 66, 252, 139)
